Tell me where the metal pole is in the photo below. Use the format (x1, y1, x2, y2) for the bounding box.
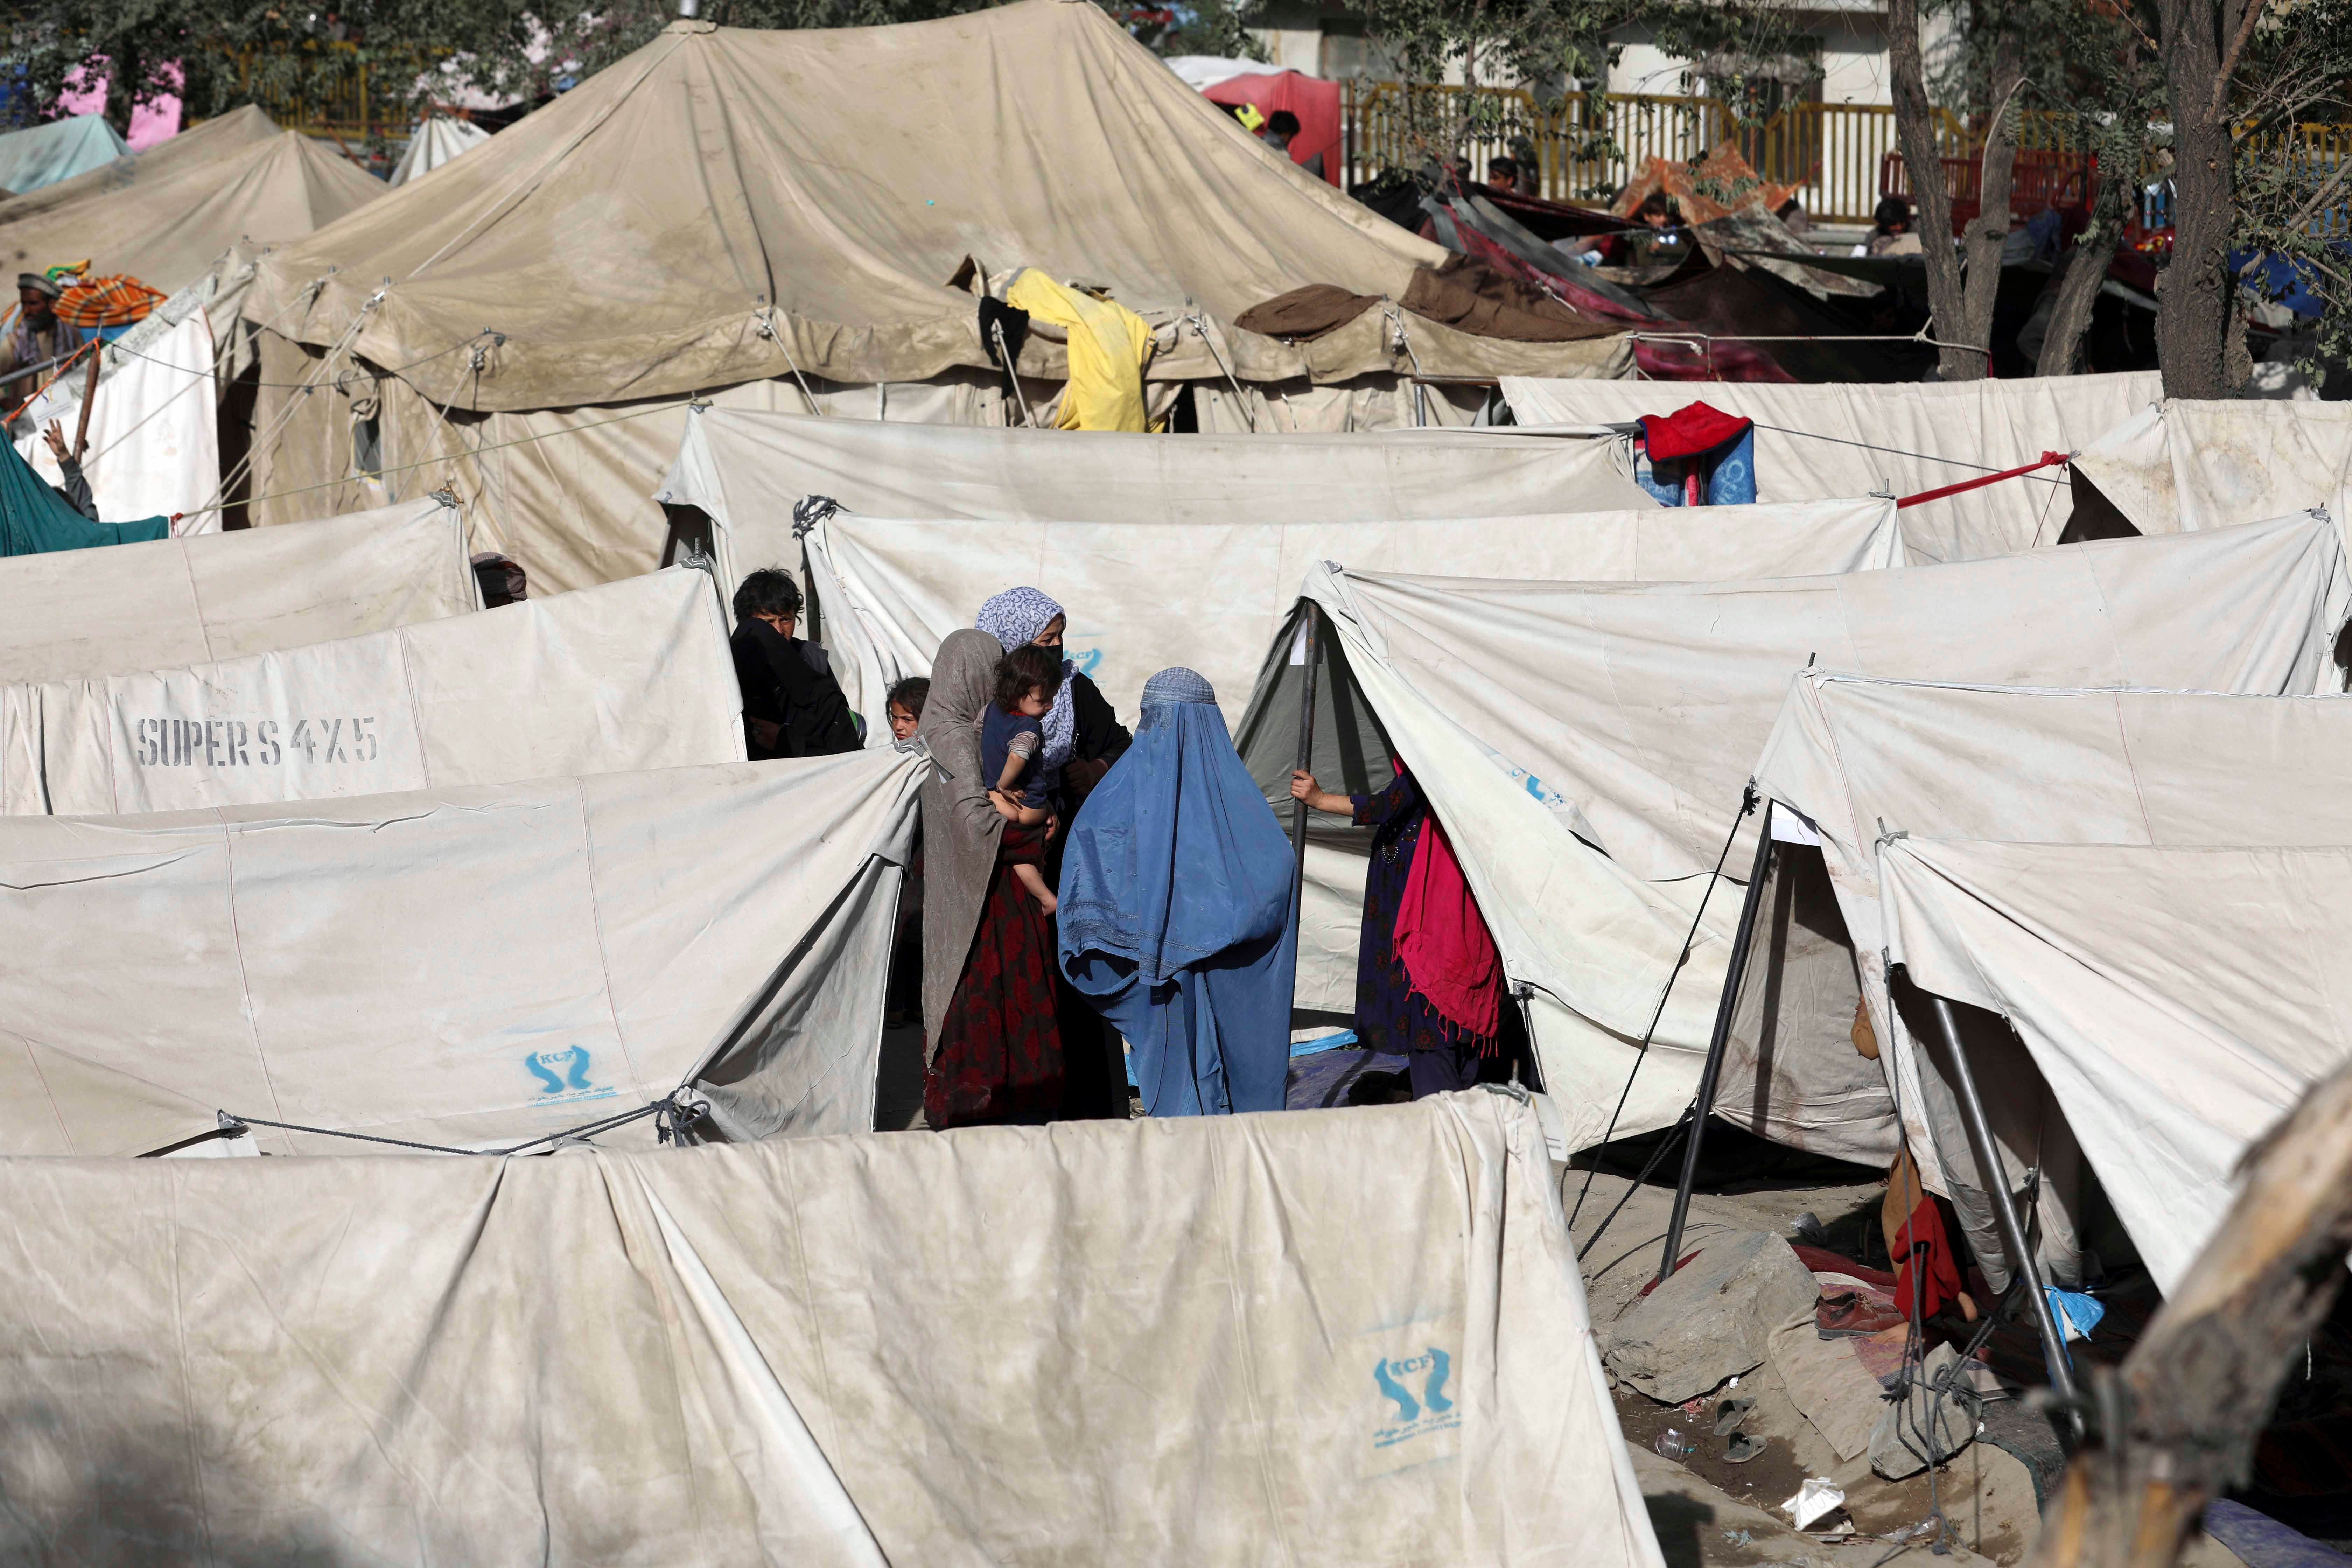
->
(1287, 606, 1322, 926)
(1920, 987, 2082, 1412)
(1658, 793, 1773, 1283)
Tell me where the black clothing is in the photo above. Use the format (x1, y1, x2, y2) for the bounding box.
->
(1044, 669, 1135, 1119)
(730, 618, 862, 759)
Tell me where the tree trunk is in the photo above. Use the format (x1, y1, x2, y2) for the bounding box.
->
(2155, 0, 2235, 397)
(1888, 0, 1975, 379)
(1951, 30, 2025, 379)
(2037, 127, 2142, 376)
(101, 44, 141, 139)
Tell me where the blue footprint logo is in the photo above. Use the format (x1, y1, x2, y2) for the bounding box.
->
(1374, 1358, 1420, 1422)
(1421, 1347, 1453, 1414)
(526, 1045, 594, 1096)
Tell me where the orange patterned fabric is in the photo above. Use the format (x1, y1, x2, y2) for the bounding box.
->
(54, 275, 166, 329)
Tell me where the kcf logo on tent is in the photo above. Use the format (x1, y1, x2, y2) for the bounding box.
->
(1371, 1346, 1461, 1460)
(523, 1045, 617, 1105)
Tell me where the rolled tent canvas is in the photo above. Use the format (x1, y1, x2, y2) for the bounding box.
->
(0, 747, 921, 1156)
(2069, 399, 2352, 545)
(0, 107, 384, 296)
(1753, 673, 2352, 1199)
(386, 114, 491, 184)
(0, 567, 746, 815)
(661, 406, 1659, 597)
(243, 0, 1622, 411)
(1499, 372, 2162, 565)
(0, 1093, 1662, 1566)
(0, 114, 131, 197)
(803, 494, 1904, 735)
(1261, 514, 2347, 1158)
(1880, 835, 2352, 1295)
(14, 310, 219, 526)
(0, 495, 473, 684)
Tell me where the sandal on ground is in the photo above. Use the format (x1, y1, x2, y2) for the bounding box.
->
(1712, 1396, 1755, 1436)
(1725, 1433, 1768, 1463)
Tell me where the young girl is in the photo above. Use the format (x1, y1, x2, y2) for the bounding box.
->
(886, 676, 930, 741)
(982, 644, 1063, 914)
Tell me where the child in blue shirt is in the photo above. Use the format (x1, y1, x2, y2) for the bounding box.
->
(982, 642, 1065, 913)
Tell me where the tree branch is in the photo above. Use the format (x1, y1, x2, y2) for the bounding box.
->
(2205, 0, 2266, 124)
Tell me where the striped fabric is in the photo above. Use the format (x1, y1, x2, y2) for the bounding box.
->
(54, 275, 166, 329)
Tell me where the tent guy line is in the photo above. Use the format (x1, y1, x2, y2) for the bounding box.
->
(1743, 420, 2074, 483)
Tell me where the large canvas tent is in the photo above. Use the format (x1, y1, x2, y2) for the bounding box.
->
(1236, 514, 2349, 1158)
(231, 0, 1627, 579)
(663, 405, 1657, 603)
(0, 106, 384, 297)
(1, 567, 743, 815)
(0, 495, 472, 684)
(1881, 834, 2352, 1295)
(0, 748, 921, 1156)
(801, 494, 1903, 736)
(0, 1094, 1662, 1566)
(2069, 399, 2352, 544)
(1499, 372, 2162, 564)
(1752, 676, 2352, 1224)
(0, 114, 131, 198)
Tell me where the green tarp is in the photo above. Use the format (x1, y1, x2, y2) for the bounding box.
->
(0, 437, 169, 557)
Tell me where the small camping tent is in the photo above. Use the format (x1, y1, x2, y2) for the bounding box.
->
(1233, 514, 2349, 1157)
(0, 495, 472, 684)
(0, 567, 744, 815)
(1500, 372, 2163, 564)
(0, 746, 920, 1155)
(0, 1093, 1661, 1565)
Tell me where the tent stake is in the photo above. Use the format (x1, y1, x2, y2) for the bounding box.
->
(1286, 606, 1321, 958)
(1918, 986, 2083, 1420)
(1657, 792, 1771, 1284)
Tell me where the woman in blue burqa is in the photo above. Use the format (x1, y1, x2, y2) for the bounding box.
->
(1056, 668, 1294, 1115)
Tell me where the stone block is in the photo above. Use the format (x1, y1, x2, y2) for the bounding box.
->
(1602, 1230, 1821, 1404)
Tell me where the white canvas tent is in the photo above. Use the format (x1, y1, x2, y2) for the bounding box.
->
(662, 405, 1655, 598)
(0, 494, 473, 684)
(386, 114, 491, 184)
(802, 493, 1904, 736)
(0, 567, 744, 815)
(1753, 675, 2352, 1211)
(0, 106, 384, 297)
(1499, 372, 2162, 565)
(1880, 834, 2352, 1295)
(0, 748, 921, 1156)
(231, 0, 1627, 581)
(0, 114, 131, 197)
(0, 1093, 1662, 1566)
(2068, 399, 2352, 542)
(14, 310, 220, 525)
(1250, 514, 2348, 1159)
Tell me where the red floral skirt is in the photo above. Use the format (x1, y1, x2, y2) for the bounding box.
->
(925, 823, 1065, 1128)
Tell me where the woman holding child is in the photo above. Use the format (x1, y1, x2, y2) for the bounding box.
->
(917, 629, 1066, 1128)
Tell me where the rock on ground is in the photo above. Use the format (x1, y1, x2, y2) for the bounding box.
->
(1605, 1230, 1822, 1404)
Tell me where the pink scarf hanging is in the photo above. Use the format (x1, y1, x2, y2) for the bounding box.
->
(1393, 795, 1503, 1043)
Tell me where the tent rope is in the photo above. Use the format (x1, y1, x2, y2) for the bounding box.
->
(191, 1092, 708, 1158)
(1185, 309, 1255, 432)
(1743, 422, 2071, 485)
(1565, 780, 1758, 1243)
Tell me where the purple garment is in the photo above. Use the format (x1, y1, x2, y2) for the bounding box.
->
(981, 705, 1049, 808)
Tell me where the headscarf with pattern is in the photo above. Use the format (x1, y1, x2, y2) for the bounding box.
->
(975, 586, 1076, 773)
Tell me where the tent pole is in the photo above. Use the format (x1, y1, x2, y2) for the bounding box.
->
(1919, 987, 2083, 1416)
(1286, 606, 1321, 952)
(1657, 792, 1772, 1284)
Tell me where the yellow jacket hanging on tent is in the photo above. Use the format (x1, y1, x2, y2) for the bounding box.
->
(1005, 269, 1157, 432)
